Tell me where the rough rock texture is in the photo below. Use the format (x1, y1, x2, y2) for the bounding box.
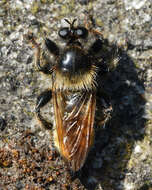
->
(0, 0, 152, 190)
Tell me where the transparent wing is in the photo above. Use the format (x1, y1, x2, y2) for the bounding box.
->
(53, 90, 96, 171)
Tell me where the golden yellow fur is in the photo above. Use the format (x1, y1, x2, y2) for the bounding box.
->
(53, 64, 97, 91)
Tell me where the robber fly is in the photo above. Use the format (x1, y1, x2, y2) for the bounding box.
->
(28, 19, 111, 171)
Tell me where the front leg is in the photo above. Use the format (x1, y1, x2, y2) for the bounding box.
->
(88, 38, 103, 55)
(27, 33, 59, 75)
(35, 89, 52, 129)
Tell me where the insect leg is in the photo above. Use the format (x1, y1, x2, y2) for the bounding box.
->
(35, 89, 52, 129)
(27, 33, 54, 75)
(45, 38, 59, 56)
(88, 38, 103, 54)
(96, 89, 112, 127)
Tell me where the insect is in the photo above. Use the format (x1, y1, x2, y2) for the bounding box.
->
(28, 19, 110, 171)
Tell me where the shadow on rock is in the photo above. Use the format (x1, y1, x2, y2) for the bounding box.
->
(75, 42, 146, 190)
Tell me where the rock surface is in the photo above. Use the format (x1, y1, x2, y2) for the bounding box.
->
(0, 0, 152, 189)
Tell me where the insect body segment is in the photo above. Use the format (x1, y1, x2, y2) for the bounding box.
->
(31, 19, 108, 171)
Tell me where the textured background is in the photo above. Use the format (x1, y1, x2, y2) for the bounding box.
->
(0, 0, 152, 189)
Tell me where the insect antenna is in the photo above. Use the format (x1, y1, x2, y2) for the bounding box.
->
(71, 19, 77, 27)
(64, 18, 77, 29)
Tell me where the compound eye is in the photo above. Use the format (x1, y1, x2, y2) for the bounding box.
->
(58, 27, 70, 39)
(75, 27, 88, 39)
